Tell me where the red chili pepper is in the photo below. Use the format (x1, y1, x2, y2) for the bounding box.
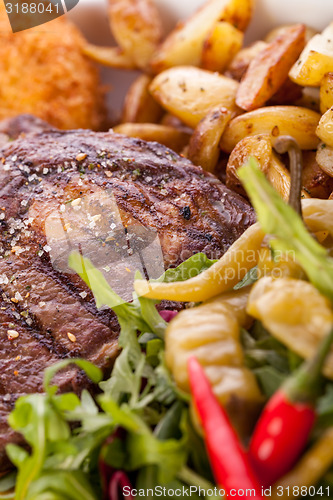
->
(188, 356, 263, 500)
(249, 328, 333, 487)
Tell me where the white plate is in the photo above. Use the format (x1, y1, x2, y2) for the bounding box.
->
(68, 0, 333, 115)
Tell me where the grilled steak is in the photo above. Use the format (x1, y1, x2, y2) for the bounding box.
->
(0, 114, 54, 140)
(0, 117, 254, 469)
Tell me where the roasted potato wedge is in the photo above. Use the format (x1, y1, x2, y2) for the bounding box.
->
(113, 123, 191, 153)
(150, 66, 239, 128)
(108, 0, 162, 69)
(222, 0, 254, 31)
(266, 154, 310, 202)
(316, 106, 333, 147)
(316, 142, 333, 177)
(122, 74, 163, 124)
(289, 22, 333, 87)
(220, 106, 321, 153)
(150, 0, 253, 73)
(160, 114, 192, 132)
(320, 73, 333, 114)
(83, 44, 136, 69)
(265, 24, 317, 44)
(236, 24, 306, 111)
(188, 107, 231, 172)
(201, 21, 243, 73)
(226, 134, 310, 201)
(225, 41, 268, 81)
(226, 135, 272, 196)
(303, 150, 333, 197)
(268, 78, 303, 106)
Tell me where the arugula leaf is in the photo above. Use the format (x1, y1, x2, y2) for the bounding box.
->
(238, 158, 333, 300)
(154, 253, 217, 283)
(6, 360, 107, 500)
(0, 472, 15, 500)
(99, 398, 188, 483)
(25, 471, 97, 500)
(254, 366, 287, 398)
(234, 266, 258, 290)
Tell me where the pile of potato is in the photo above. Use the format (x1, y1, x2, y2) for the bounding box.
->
(87, 0, 333, 200)
(2, 0, 333, 198)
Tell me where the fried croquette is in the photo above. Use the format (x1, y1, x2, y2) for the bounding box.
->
(0, 9, 106, 130)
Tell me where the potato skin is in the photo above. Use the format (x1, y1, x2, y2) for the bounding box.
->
(150, 66, 239, 128)
(226, 134, 272, 196)
(289, 23, 333, 87)
(188, 106, 231, 172)
(108, 0, 162, 69)
(0, 13, 106, 130)
(122, 74, 163, 124)
(226, 41, 268, 81)
(302, 150, 333, 198)
(236, 24, 306, 111)
(220, 106, 321, 153)
(113, 123, 191, 153)
(226, 134, 310, 201)
(201, 21, 243, 73)
(316, 107, 333, 148)
(150, 0, 254, 73)
(320, 73, 333, 114)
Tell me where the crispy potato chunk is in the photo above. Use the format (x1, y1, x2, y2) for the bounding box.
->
(188, 107, 231, 172)
(226, 135, 272, 196)
(268, 78, 303, 106)
(82, 44, 136, 69)
(201, 21, 243, 73)
(316, 106, 333, 147)
(150, 66, 239, 128)
(220, 106, 321, 153)
(108, 0, 162, 69)
(113, 123, 191, 153)
(226, 134, 310, 201)
(316, 143, 333, 177)
(0, 15, 105, 130)
(303, 150, 333, 197)
(320, 73, 333, 114)
(265, 24, 317, 44)
(222, 0, 254, 31)
(236, 24, 306, 111)
(289, 22, 333, 87)
(150, 0, 253, 73)
(122, 75, 163, 123)
(225, 41, 268, 81)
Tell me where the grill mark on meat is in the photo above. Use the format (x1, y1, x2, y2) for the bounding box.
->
(0, 287, 68, 357)
(36, 256, 120, 329)
(0, 118, 255, 470)
(0, 255, 119, 364)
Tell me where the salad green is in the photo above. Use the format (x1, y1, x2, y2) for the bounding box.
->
(2, 158, 333, 499)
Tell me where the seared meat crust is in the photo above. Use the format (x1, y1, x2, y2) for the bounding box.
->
(0, 123, 254, 469)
